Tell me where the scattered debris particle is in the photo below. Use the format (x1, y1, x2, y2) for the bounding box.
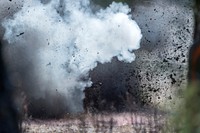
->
(169, 74, 176, 85)
(46, 62, 51, 66)
(168, 96, 172, 100)
(16, 32, 24, 37)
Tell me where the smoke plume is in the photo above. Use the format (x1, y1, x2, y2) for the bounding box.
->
(2, 0, 142, 115)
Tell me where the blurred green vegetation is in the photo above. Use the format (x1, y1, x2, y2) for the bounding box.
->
(165, 84, 200, 133)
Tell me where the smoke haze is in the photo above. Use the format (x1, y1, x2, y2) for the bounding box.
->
(1, 0, 142, 114)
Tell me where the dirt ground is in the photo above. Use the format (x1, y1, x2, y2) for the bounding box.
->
(22, 111, 167, 133)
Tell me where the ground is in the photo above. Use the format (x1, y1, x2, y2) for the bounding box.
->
(22, 111, 167, 133)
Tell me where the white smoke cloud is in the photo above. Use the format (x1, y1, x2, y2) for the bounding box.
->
(2, 0, 142, 113)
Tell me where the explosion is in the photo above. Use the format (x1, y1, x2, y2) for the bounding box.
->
(2, 0, 142, 116)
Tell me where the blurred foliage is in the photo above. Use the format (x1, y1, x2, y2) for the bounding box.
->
(165, 84, 200, 133)
(0, 42, 19, 132)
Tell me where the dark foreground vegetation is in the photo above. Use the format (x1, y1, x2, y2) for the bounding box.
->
(0, 42, 19, 132)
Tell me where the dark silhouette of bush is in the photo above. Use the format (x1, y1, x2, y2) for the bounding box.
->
(0, 41, 19, 132)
